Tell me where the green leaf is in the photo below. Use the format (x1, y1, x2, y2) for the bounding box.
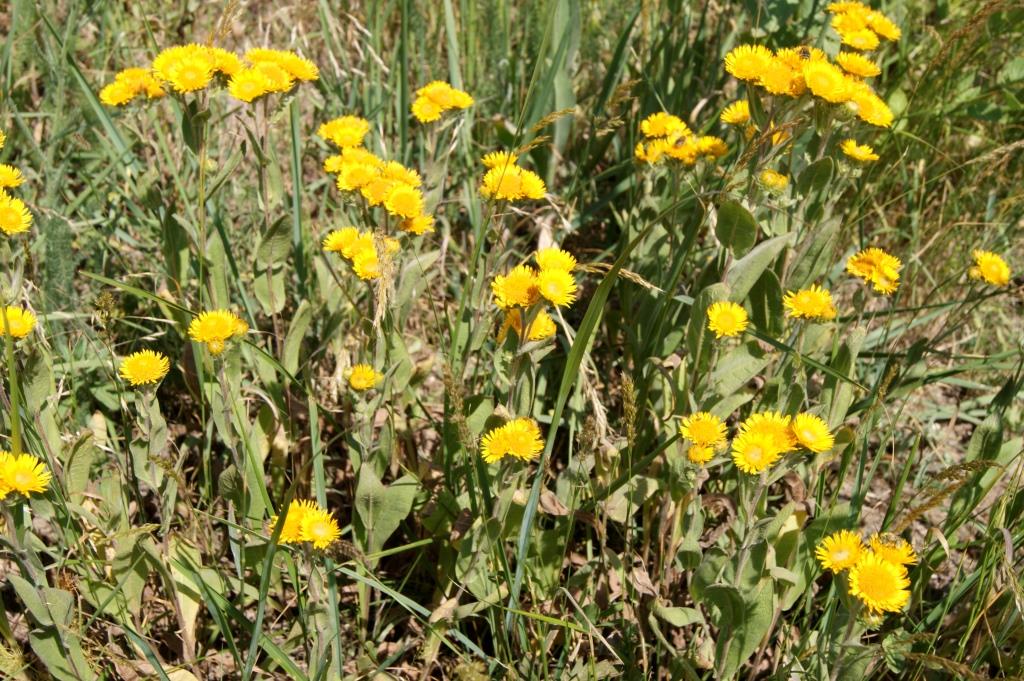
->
(282, 300, 312, 375)
(710, 343, 769, 398)
(653, 603, 704, 628)
(725, 233, 793, 303)
(256, 216, 292, 268)
(354, 469, 419, 557)
(796, 157, 834, 197)
(748, 269, 784, 337)
(704, 580, 775, 680)
(715, 200, 758, 255)
(686, 283, 730, 376)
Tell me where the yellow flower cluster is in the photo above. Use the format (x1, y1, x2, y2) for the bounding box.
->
(816, 530, 915, 615)
(723, 40, 894, 128)
(187, 310, 249, 355)
(479, 151, 547, 202)
(0, 306, 36, 338)
(348, 364, 384, 391)
(480, 418, 544, 464)
(634, 112, 727, 165)
(119, 350, 171, 387)
(269, 499, 342, 550)
(322, 227, 400, 281)
(827, 1, 901, 50)
(491, 247, 578, 342)
(100, 44, 316, 106)
(969, 250, 1011, 287)
(679, 410, 834, 471)
(411, 80, 473, 123)
(846, 247, 902, 295)
(783, 284, 838, 321)
(320, 120, 435, 234)
(0, 451, 52, 500)
(680, 412, 728, 464)
(0, 129, 33, 237)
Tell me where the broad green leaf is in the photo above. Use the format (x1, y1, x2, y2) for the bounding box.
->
(725, 233, 793, 303)
(354, 469, 420, 557)
(705, 580, 775, 680)
(711, 343, 769, 398)
(715, 200, 758, 254)
(256, 216, 292, 267)
(653, 603, 704, 628)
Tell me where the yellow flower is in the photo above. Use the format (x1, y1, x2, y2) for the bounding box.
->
(384, 184, 424, 219)
(724, 44, 774, 81)
(300, 507, 342, 549)
(706, 301, 748, 338)
(0, 165, 24, 189)
(536, 269, 578, 307)
(775, 46, 828, 70)
(480, 165, 546, 201)
(227, 68, 272, 102)
(188, 310, 248, 355)
(852, 89, 894, 127)
(634, 138, 673, 165)
(253, 61, 294, 93)
(731, 431, 783, 474)
(868, 534, 918, 566)
(382, 161, 422, 187)
(411, 96, 443, 123)
(740, 411, 797, 453)
(268, 499, 319, 544)
(322, 227, 361, 255)
(119, 350, 171, 386)
(680, 412, 727, 448)
(0, 452, 52, 497)
(337, 163, 378, 192)
(318, 116, 371, 149)
(492, 265, 540, 309)
(412, 81, 473, 122)
(480, 418, 544, 464)
(791, 413, 834, 453)
(0, 193, 32, 235)
(802, 60, 854, 103)
(500, 308, 558, 342)
(400, 214, 436, 235)
(165, 57, 214, 93)
(783, 284, 837, 320)
(720, 100, 750, 125)
(640, 112, 691, 140)
(0, 128, 6, 150)
(848, 551, 911, 614)
(207, 47, 243, 76)
(360, 176, 396, 206)
(969, 250, 1011, 286)
(847, 247, 901, 294)
(866, 12, 901, 41)
(840, 139, 880, 162)
(837, 27, 881, 51)
(245, 48, 319, 81)
(759, 169, 789, 190)
(697, 136, 728, 159)
(815, 530, 865, 572)
(535, 247, 577, 273)
(0, 306, 36, 338)
(482, 150, 518, 169)
(687, 444, 715, 465)
(757, 58, 798, 96)
(348, 364, 383, 391)
(99, 70, 154, 106)
(836, 51, 881, 78)
(351, 248, 382, 280)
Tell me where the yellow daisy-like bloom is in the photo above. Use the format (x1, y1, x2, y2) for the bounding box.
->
(815, 530, 865, 572)
(759, 169, 789, 190)
(852, 89, 894, 127)
(119, 350, 171, 386)
(480, 418, 544, 464)
(706, 301, 748, 338)
(322, 227, 360, 256)
(492, 265, 540, 309)
(348, 364, 383, 391)
(741, 411, 797, 453)
(188, 310, 249, 355)
(323, 154, 344, 174)
(318, 116, 371, 149)
(245, 48, 319, 82)
(0, 193, 32, 235)
(384, 184, 424, 219)
(969, 250, 1011, 287)
(731, 430, 783, 474)
(0, 306, 36, 338)
(268, 499, 319, 544)
(382, 161, 422, 187)
(0, 452, 52, 497)
(535, 247, 577, 273)
(634, 139, 672, 165)
(500, 308, 558, 343)
(848, 551, 911, 614)
(680, 412, 727, 448)
(165, 57, 214, 93)
(783, 284, 837, 320)
(411, 96, 443, 123)
(837, 27, 881, 51)
(100, 66, 166, 106)
(869, 534, 918, 566)
(536, 268, 578, 307)
(847, 247, 901, 294)
(666, 137, 702, 165)
(866, 12, 901, 41)
(840, 139, 880, 162)
(0, 164, 25, 189)
(720, 100, 750, 125)
(697, 136, 728, 159)
(412, 81, 473, 122)
(227, 68, 272, 103)
(300, 507, 342, 549)
(826, 1, 870, 14)
(640, 112, 691, 140)
(352, 248, 382, 280)
(100, 81, 137, 106)
(802, 60, 854, 103)
(775, 47, 828, 70)
(791, 413, 835, 453)
(482, 150, 518, 169)
(400, 214, 436, 235)
(480, 165, 546, 201)
(724, 44, 774, 81)
(687, 444, 715, 465)
(757, 58, 798, 96)
(253, 61, 294, 93)
(337, 163, 379, 192)
(836, 52, 881, 78)
(360, 176, 396, 206)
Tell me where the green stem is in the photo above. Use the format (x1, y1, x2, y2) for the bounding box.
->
(2, 309, 22, 456)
